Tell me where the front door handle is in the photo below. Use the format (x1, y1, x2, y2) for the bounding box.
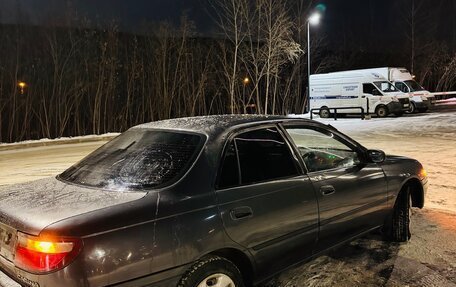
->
(230, 206, 253, 220)
(320, 185, 336, 196)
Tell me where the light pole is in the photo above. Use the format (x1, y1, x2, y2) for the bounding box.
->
(306, 12, 321, 113)
(242, 77, 250, 113)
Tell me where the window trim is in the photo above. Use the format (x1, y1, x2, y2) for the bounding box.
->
(281, 123, 367, 174)
(215, 124, 303, 190)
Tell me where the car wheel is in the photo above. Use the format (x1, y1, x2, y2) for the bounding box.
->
(390, 186, 412, 242)
(178, 256, 244, 287)
(319, 107, 330, 118)
(375, 105, 389, 118)
(406, 102, 416, 114)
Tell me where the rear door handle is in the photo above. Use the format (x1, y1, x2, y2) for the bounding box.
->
(320, 185, 336, 196)
(230, 206, 253, 220)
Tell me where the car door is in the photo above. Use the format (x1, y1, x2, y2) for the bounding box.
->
(215, 125, 319, 278)
(282, 124, 388, 252)
(363, 83, 383, 113)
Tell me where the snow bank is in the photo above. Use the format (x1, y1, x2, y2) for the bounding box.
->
(436, 97, 456, 104)
(0, 133, 120, 150)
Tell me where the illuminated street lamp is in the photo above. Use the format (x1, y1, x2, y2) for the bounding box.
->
(242, 77, 250, 113)
(306, 12, 321, 112)
(18, 81, 27, 95)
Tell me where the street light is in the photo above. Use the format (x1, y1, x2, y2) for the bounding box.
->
(243, 77, 250, 113)
(18, 81, 27, 95)
(306, 12, 321, 113)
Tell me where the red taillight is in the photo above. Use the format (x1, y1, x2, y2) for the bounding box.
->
(14, 232, 82, 273)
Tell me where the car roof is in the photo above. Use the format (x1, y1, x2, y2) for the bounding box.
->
(132, 114, 318, 137)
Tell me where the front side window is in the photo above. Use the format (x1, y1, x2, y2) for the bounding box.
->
(285, 127, 360, 172)
(363, 83, 381, 96)
(374, 81, 398, 93)
(395, 82, 409, 93)
(404, 80, 425, 92)
(218, 127, 299, 188)
(59, 129, 204, 191)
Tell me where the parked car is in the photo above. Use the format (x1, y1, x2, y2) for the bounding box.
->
(0, 115, 427, 287)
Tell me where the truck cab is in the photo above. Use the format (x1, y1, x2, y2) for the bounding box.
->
(393, 80, 434, 113)
(362, 67, 436, 113)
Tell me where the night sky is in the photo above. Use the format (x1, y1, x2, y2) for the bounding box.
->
(1, 0, 455, 53)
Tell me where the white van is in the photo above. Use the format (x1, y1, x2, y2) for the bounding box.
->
(360, 67, 435, 113)
(309, 70, 410, 118)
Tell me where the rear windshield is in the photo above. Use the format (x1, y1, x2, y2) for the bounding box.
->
(59, 129, 204, 191)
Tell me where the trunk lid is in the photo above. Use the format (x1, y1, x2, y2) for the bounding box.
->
(0, 177, 146, 236)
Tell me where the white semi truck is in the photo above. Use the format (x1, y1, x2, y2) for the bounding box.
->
(358, 67, 436, 113)
(309, 70, 410, 118)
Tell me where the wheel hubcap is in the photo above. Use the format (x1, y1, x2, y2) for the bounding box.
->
(197, 273, 235, 287)
(320, 109, 329, 118)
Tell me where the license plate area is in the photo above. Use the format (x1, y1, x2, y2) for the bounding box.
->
(0, 223, 16, 262)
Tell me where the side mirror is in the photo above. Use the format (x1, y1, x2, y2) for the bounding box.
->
(367, 149, 385, 163)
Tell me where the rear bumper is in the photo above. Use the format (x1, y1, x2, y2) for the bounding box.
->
(0, 268, 21, 287)
(0, 254, 188, 287)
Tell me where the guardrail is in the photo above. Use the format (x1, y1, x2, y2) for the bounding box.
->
(310, 106, 366, 120)
(429, 91, 456, 100)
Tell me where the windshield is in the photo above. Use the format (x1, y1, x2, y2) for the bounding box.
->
(404, 80, 425, 92)
(59, 130, 204, 191)
(373, 81, 398, 93)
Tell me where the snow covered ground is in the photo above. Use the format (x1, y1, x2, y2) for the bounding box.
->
(312, 111, 456, 214)
(0, 105, 455, 287)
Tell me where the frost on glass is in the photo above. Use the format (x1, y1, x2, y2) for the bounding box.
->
(0, 177, 146, 233)
(59, 130, 203, 191)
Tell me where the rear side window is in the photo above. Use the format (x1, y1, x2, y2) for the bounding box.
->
(59, 130, 203, 191)
(218, 142, 239, 189)
(218, 127, 299, 188)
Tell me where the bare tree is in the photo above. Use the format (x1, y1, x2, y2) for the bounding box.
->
(213, 0, 248, 114)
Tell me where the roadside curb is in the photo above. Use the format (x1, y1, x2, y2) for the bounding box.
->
(0, 134, 119, 152)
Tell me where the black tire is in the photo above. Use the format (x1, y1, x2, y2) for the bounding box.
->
(406, 102, 416, 114)
(319, 107, 330, 118)
(389, 186, 412, 242)
(375, 105, 389, 118)
(178, 255, 244, 287)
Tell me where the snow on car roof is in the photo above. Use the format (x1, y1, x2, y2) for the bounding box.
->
(132, 114, 314, 137)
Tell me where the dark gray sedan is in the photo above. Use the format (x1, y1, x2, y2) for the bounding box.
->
(0, 115, 427, 287)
